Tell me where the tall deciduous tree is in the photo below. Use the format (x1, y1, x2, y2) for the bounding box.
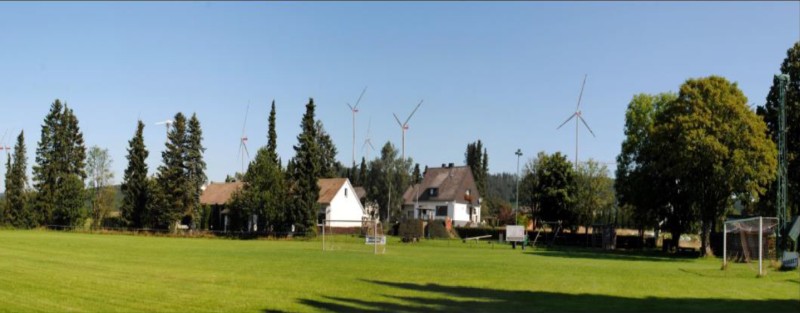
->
(651, 76, 777, 255)
(186, 113, 207, 228)
(4, 131, 30, 227)
(86, 146, 114, 228)
(575, 159, 615, 241)
(33, 100, 87, 227)
(521, 151, 576, 228)
(616, 93, 676, 242)
(154, 112, 190, 230)
(120, 121, 150, 228)
(367, 141, 411, 223)
(756, 41, 800, 217)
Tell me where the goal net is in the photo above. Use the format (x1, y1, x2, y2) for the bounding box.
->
(321, 219, 386, 254)
(723, 216, 778, 276)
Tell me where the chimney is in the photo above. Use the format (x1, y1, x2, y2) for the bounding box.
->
(448, 163, 454, 168)
(442, 163, 446, 168)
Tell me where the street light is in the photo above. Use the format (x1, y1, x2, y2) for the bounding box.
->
(515, 149, 523, 225)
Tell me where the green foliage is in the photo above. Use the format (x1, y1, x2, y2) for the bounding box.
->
(521, 151, 576, 228)
(186, 113, 207, 228)
(426, 220, 450, 239)
(756, 41, 800, 217)
(32, 100, 87, 227)
(315, 120, 341, 178)
(154, 113, 190, 230)
(4, 131, 32, 228)
(120, 121, 150, 228)
(366, 141, 411, 223)
(86, 146, 114, 229)
(574, 160, 615, 228)
(235, 102, 286, 232)
(398, 218, 423, 241)
(615, 93, 677, 232)
(288, 98, 322, 233)
(465, 140, 488, 197)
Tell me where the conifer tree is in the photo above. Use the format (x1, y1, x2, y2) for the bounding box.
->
(32, 100, 62, 225)
(155, 112, 189, 230)
(121, 121, 150, 228)
(4, 131, 29, 227)
(289, 98, 321, 233)
(186, 113, 207, 228)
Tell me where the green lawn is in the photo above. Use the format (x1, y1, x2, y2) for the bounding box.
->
(0, 230, 797, 312)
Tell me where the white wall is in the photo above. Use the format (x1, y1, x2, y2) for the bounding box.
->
(405, 201, 480, 226)
(327, 180, 365, 227)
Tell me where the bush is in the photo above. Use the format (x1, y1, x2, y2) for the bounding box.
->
(454, 226, 505, 240)
(398, 219, 423, 242)
(426, 220, 451, 239)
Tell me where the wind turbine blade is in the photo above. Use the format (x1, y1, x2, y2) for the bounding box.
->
(353, 86, 367, 109)
(579, 115, 596, 137)
(368, 140, 375, 151)
(347, 103, 354, 111)
(556, 113, 577, 130)
(393, 113, 403, 127)
(404, 100, 424, 125)
(242, 141, 250, 160)
(241, 103, 249, 137)
(576, 74, 587, 110)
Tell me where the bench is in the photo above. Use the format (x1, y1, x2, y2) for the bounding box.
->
(463, 235, 492, 244)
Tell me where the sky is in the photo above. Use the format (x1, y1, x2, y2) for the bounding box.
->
(0, 1, 798, 191)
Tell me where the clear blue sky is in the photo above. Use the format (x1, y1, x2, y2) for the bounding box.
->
(0, 2, 798, 191)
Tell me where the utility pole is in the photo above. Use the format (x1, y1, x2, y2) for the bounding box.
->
(515, 149, 523, 225)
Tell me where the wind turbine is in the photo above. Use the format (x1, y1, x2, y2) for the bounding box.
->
(347, 86, 367, 167)
(154, 119, 174, 137)
(557, 74, 596, 170)
(237, 103, 250, 176)
(392, 100, 423, 161)
(361, 117, 376, 161)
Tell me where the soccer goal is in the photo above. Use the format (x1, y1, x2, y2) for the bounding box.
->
(321, 219, 386, 254)
(723, 216, 778, 276)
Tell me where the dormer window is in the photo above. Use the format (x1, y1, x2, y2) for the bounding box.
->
(428, 188, 438, 197)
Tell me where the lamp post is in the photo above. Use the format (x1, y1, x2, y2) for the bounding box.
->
(515, 149, 523, 225)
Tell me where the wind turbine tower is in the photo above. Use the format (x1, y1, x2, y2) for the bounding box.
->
(238, 104, 250, 176)
(392, 100, 423, 161)
(557, 74, 596, 170)
(347, 86, 367, 167)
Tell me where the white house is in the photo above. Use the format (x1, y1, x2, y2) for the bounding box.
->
(402, 163, 481, 227)
(318, 178, 366, 227)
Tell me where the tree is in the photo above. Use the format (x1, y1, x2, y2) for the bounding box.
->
(756, 41, 800, 218)
(288, 99, 322, 233)
(366, 141, 411, 223)
(186, 113, 207, 228)
(86, 146, 114, 228)
(32, 100, 87, 227)
(315, 120, 341, 178)
(575, 159, 615, 242)
(651, 76, 777, 255)
(154, 112, 190, 230)
(521, 151, 576, 228)
(237, 102, 286, 233)
(4, 131, 31, 227)
(615, 93, 676, 243)
(120, 121, 150, 229)
(465, 140, 488, 196)
(412, 163, 422, 185)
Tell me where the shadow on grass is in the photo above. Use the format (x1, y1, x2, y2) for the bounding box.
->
(525, 247, 699, 263)
(268, 280, 798, 313)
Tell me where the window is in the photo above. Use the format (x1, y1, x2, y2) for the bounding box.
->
(436, 206, 448, 217)
(428, 188, 439, 197)
(344, 188, 348, 198)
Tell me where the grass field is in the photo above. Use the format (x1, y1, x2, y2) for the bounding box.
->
(0, 230, 797, 312)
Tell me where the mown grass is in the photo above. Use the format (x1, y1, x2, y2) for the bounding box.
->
(0, 230, 797, 312)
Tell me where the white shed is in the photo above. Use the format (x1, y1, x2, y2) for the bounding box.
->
(318, 178, 365, 227)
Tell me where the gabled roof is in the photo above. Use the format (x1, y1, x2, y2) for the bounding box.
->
(200, 182, 243, 205)
(403, 165, 480, 205)
(317, 178, 348, 204)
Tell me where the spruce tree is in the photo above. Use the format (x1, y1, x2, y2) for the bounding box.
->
(4, 131, 29, 227)
(32, 100, 62, 225)
(289, 98, 321, 233)
(155, 112, 189, 230)
(185, 113, 207, 228)
(120, 121, 150, 228)
(315, 120, 339, 178)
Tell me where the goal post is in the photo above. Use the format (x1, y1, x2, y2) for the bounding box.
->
(321, 219, 385, 254)
(723, 216, 778, 276)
